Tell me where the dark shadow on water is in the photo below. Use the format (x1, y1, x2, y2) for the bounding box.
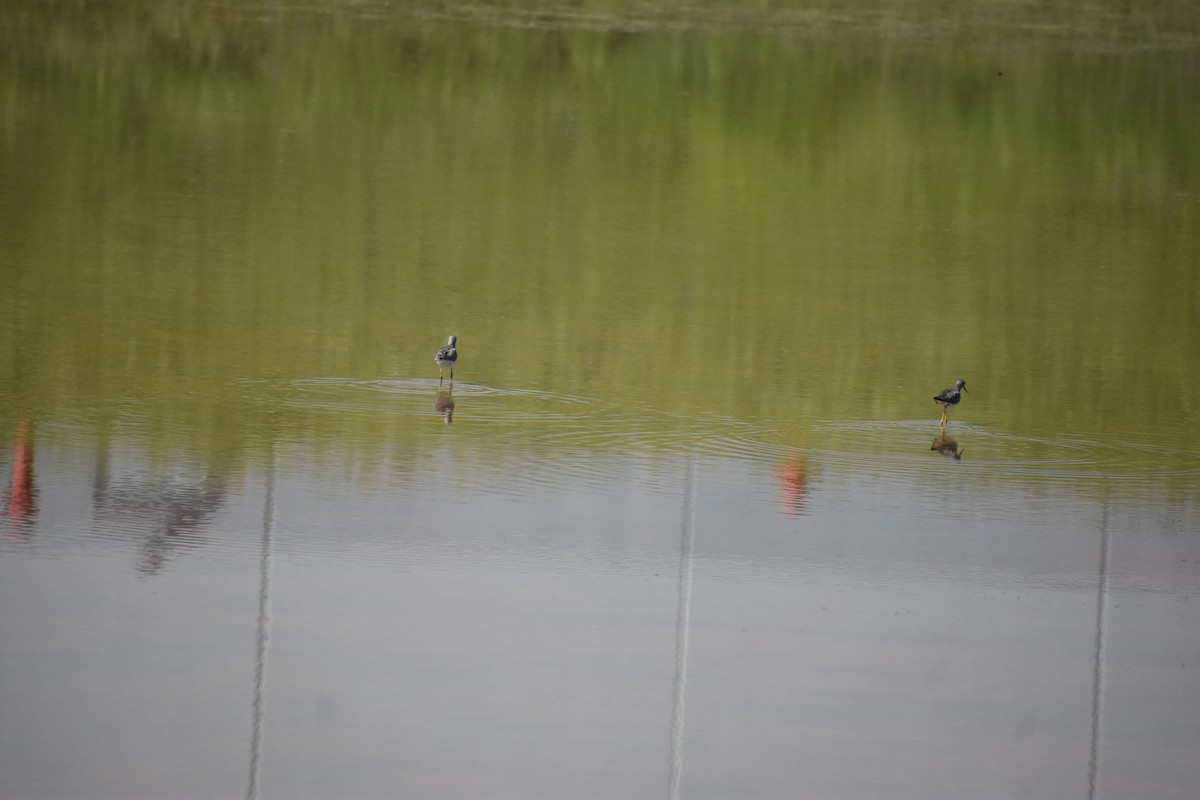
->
(91, 438, 231, 575)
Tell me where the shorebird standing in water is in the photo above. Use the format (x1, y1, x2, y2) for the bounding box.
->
(435, 335, 458, 388)
(934, 378, 967, 428)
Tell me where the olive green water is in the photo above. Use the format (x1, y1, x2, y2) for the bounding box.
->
(1, 3, 1198, 799)
(3, 1, 1199, 465)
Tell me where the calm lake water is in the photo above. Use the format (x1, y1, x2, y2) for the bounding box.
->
(2, 2, 1199, 799)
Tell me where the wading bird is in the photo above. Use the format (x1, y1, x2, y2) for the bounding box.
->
(435, 335, 458, 387)
(934, 379, 967, 428)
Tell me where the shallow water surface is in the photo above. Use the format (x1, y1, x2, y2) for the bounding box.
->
(1, 2, 1199, 799)
(3, 384, 1198, 799)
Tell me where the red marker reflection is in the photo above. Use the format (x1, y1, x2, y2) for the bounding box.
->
(6, 419, 36, 535)
(774, 456, 809, 517)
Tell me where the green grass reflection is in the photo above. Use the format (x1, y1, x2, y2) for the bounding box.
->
(1, 2, 1197, 492)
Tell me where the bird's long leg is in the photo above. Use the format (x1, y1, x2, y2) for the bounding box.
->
(439, 369, 444, 387)
(449, 367, 454, 390)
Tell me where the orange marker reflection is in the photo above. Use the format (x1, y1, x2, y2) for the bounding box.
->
(5, 419, 36, 535)
(774, 456, 809, 517)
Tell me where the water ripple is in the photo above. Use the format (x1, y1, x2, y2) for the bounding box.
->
(239, 380, 1200, 491)
(811, 420, 1200, 486)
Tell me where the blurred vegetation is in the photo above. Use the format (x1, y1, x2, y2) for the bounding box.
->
(0, 0, 1197, 486)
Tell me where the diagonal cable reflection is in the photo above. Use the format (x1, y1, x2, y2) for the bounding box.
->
(668, 456, 697, 800)
(247, 447, 276, 800)
(1088, 497, 1110, 800)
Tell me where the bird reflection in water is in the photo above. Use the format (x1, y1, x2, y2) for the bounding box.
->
(774, 456, 810, 517)
(930, 434, 964, 460)
(4, 418, 37, 535)
(434, 389, 455, 424)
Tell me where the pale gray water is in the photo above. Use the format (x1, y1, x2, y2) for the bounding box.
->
(2, 401, 1198, 799)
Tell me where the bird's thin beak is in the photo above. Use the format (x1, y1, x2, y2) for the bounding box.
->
(962, 387, 968, 393)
